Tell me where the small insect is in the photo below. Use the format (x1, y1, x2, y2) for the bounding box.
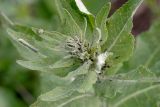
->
(115, 56, 120, 59)
(18, 38, 38, 53)
(109, 79, 113, 82)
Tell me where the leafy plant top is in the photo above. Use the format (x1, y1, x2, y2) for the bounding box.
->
(1, 0, 160, 107)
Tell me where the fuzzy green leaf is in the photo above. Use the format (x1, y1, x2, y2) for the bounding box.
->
(31, 93, 100, 107)
(94, 66, 159, 98)
(39, 70, 97, 102)
(151, 61, 160, 76)
(104, 0, 144, 51)
(49, 56, 76, 69)
(102, 0, 144, 74)
(39, 87, 74, 102)
(121, 21, 160, 75)
(7, 28, 45, 60)
(110, 85, 160, 107)
(17, 59, 80, 77)
(65, 60, 92, 80)
(7, 25, 66, 60)
(95, 2, 110, 27)
(77, 70, 97, 93)
(75, 0, 95, 28)
(40, 72, 70, 93)
(95, 3, 111, 45)
(61, 8, 83, 37)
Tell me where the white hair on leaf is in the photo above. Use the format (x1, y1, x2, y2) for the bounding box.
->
(96, 51, 113, 74)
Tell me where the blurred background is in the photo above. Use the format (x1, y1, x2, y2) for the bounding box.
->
(0, 0, 159, 107)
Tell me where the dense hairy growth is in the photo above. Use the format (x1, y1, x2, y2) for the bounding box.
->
(1, 0, 160, 107)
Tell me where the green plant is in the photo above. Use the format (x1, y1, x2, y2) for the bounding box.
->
(1, 0, 160, 107)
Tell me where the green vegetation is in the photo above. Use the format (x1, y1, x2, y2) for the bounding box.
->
(0, 0, 160, 107)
